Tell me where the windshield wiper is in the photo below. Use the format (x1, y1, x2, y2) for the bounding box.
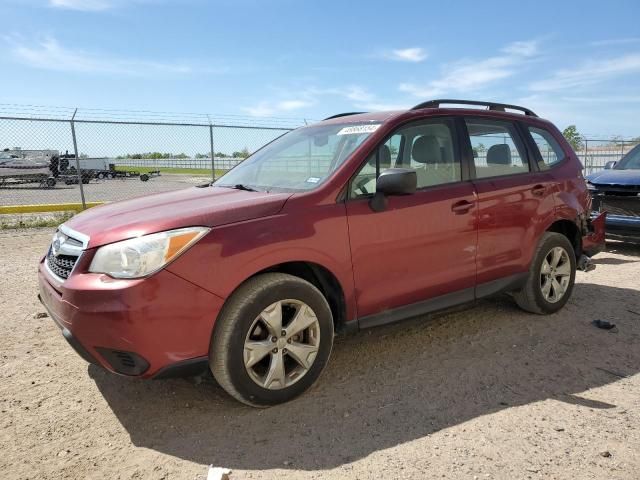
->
(231, 183, 258, 192)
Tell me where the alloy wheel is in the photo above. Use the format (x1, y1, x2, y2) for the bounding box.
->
(243, 300, 321, 390)
(539, 246, 571, 303)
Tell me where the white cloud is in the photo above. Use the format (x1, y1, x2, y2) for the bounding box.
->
(48, 0, 151, 10)
(529, 53, 640, 92)
(383, 47, 428, 63)
(242, 99, 312, 117)
(341, 86, 374, 102)
(501, 40, 538, 57)
(49, 0, 114, 10)
(241, 85, 375, 117)
(5, 36, 206, 75)
(399, 40, 539, 98)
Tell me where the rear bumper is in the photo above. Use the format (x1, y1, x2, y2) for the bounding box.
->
(38, 259, 224, 378)
(582, 211, 607, 256)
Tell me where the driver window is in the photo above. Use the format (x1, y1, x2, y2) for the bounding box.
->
(349, 120, 460, 198)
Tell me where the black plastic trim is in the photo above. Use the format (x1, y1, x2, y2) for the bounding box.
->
(95, 348, 150, 376)
(474, 272, 528, 299)
(358, 287, 475, 329)
(357, 273, 528, 330)
(62, 328, 100, 366)
(152, 357, 209, 379)
(323, 112, 367, 121)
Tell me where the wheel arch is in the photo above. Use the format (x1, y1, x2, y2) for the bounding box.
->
(228, 261, 349, 334)
(546, 219, 582, 257)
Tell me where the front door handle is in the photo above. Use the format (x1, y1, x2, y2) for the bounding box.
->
(531, 184, 546, 196)
(451, 200, 474, 215)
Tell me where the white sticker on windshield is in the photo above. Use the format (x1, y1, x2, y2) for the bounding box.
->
(337, 124, 381, 135)
(306, 177, 320, 184)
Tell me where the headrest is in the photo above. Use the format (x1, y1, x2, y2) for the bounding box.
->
(379, 144, 392, 169)
(412, 136, 441, 164)
(486, 144, 512, 165)
(366, 144, 393, 170)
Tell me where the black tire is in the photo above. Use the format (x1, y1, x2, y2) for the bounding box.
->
(210, 273, 334, 407)
(513, 232, 576, 314)
(97, 172, 105, 179)
(107, 172, 115, 179)
(46, 177, 56, 188)
(140, 174, 150, 182)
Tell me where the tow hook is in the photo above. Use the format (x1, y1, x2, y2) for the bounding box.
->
(577, 254, 596, 272)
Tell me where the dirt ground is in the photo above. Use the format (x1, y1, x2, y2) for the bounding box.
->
(1, 228, 639, 480)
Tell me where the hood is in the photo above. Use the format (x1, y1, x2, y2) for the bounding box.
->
(65, 186, 292, 248)
(587, 168, 640, 186)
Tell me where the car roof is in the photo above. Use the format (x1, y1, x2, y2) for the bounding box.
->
(320, 99, 551, 127)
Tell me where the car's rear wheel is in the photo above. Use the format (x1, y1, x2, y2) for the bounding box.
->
(514, 232, 576, 314)
(210, 273, 334, 407)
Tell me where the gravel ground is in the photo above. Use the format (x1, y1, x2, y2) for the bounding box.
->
(1, 229, 639, 480)
(0, 174, 210, 206)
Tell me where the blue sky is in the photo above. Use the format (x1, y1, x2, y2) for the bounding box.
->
(2, 0, 640, 136)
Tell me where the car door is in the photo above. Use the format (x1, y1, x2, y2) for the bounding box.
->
(462, 117, 556, 292)
(345, 117, 478, 323)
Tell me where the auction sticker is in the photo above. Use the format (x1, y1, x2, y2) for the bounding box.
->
(337, 124, 381, 135)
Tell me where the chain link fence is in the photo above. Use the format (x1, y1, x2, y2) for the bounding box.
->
(578, 138, 638, 175)
(0, 106, 298, 211)
(1, 105, 638, 212)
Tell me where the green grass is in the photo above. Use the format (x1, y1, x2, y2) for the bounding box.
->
(114, 166, 229, 177)
(0, 211, 75, 230)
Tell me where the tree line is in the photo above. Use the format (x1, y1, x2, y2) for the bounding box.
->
(116, 147, 250, 160)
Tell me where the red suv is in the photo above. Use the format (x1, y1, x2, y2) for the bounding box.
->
(38, 100, 606, 406)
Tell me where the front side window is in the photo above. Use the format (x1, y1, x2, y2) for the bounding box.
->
(350, 120, 460, 197)
(215, 122, 380, 192)
(466, 119, 528, 179)
(528, 126, 565, 169)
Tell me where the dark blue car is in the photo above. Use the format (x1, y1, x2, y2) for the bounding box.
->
(587, 144, 640, 242)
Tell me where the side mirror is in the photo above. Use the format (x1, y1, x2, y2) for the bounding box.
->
(604, 161, 617, 170)
(369, 168, 417, 212)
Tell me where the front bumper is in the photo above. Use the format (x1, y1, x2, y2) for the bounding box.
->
(38, 259, 224, 377)
(600, 213, 640, 241)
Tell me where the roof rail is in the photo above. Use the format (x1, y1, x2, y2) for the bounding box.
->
(411, 99, 538, 117)
(323, 112, 367, 121)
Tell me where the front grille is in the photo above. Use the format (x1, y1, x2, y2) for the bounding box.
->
(46, 250, 78, 279)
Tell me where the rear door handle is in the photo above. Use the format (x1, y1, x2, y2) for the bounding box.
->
(451, 200, 474, 215)
(531, 184, 546, 196)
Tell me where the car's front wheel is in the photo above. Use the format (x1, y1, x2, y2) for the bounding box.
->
(210, 273, 334, 407)
(514, 232, 576, 314)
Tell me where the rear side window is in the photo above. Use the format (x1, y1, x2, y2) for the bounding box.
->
(465, 119, 529, 179)
(528, 126, 565, 169)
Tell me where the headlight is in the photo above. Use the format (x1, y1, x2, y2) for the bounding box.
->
(89, 227, 209, 279)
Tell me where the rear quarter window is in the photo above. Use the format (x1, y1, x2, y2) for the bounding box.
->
(527, 126, 566, 169)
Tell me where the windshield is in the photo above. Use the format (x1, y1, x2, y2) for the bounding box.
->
(214, 122, 381, 192)
(616, 144, 640, 170)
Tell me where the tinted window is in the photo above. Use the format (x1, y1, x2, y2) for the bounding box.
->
(616, 144, 640, 170)
(350, 120, 460, 197)
(465, 119, 528, 179)
(528, 126, 565, 169)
